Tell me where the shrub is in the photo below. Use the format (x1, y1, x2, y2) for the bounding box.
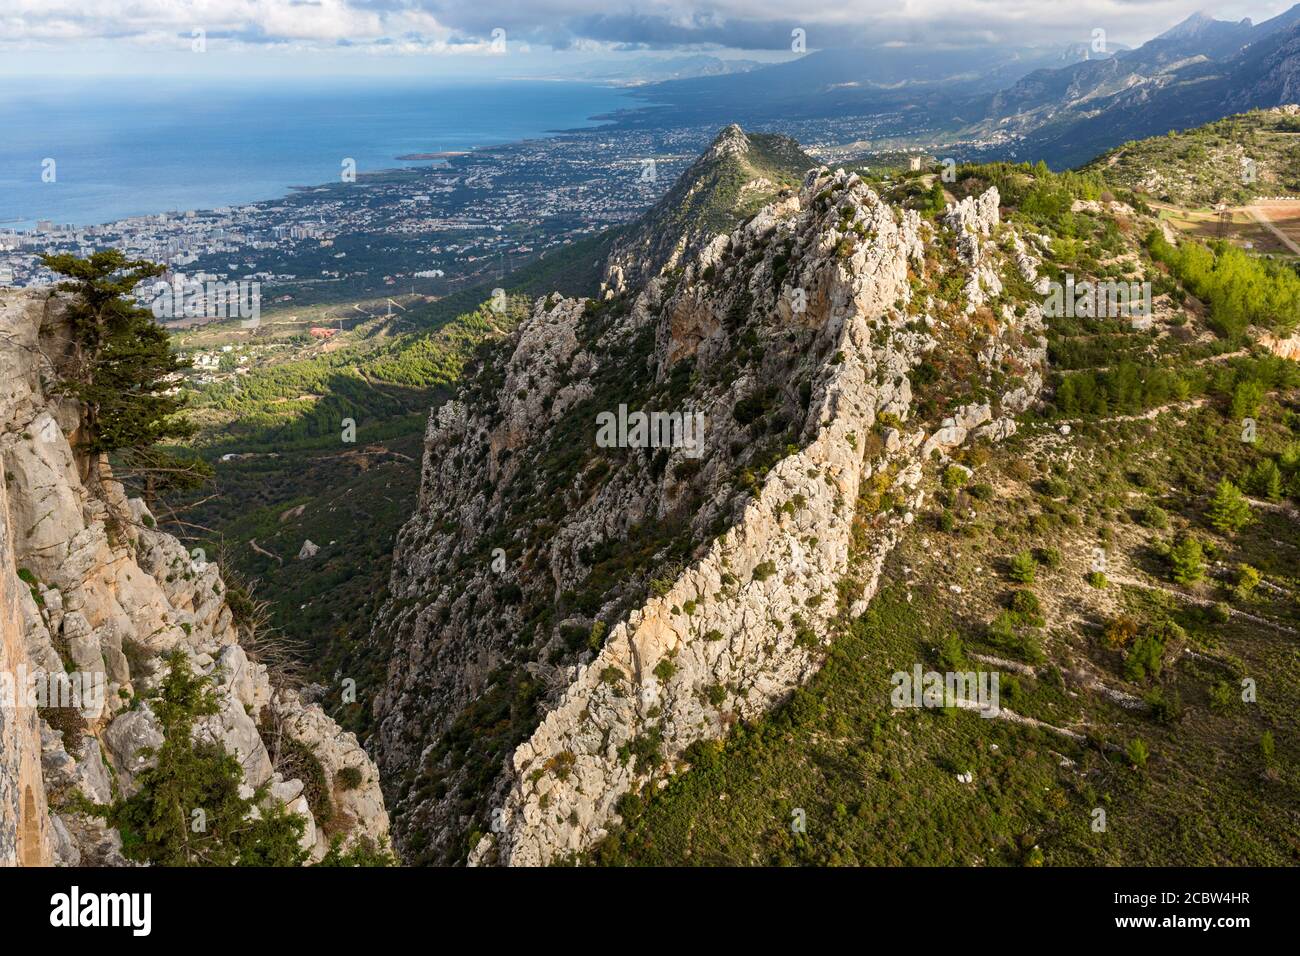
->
(1007, 550, 1037, 584)
(1144, 687, 1182, 725)
(1126, 737, 1149, 769)
(1086, 571, 1108, 589)
(1208, 680, 1236, 714)
(1035, 546, 1062, 569)
(1245, 459, 1283, 501)
(986, 610, 1044, 664)
(315, 835, 398, 867)
(942, 465, 967, 490)
(937, 631, 966, 671)
(1260, 730, 1276, 766)
(1123, 619, 1184, 683)
(335, 767, 364, 791)
(1105, 616, 1139, 650)
(1231, 564, 1261, 600)
(1138, 503, 1168, 529)
(1008, 589, 1042, 619)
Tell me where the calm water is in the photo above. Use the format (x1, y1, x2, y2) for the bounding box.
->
(0, 77, 634, 229)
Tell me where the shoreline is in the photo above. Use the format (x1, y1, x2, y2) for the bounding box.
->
(0, 82, 640, 234)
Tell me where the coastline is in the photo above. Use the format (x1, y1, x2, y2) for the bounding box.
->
(0, 79, 640, 233)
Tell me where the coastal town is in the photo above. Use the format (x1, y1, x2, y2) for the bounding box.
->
(0, 110, 943, 304)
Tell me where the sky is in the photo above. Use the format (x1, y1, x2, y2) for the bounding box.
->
(0, 0, 1296, 78)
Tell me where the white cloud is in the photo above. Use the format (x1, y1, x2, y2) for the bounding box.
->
(0, 0, 1293, 53)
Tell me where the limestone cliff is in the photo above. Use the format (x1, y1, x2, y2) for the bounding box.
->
(371, 127, 1048, 865)
(0, 289, 389, 866)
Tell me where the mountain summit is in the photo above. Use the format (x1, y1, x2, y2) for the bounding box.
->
(601, 125, 813, 296)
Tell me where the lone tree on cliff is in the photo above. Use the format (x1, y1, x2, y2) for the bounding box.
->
(40, 251, 209, 500)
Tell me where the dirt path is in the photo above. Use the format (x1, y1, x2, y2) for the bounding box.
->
(1245, 206, 1300, 256)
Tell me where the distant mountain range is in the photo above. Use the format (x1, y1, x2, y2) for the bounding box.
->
(604, 5, 1300, 169)
(603, 43, 1117, 131)
(966, 4, 1300, 166)
(562, 54, 767, 85)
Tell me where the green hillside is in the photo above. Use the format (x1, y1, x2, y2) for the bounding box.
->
(1086, 108, 1300, 207)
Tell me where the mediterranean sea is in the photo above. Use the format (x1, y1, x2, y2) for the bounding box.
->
(0, 77, 635, 229)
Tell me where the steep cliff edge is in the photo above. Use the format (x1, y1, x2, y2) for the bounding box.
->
(371, 127, 1048, 864)
(0, 289, 390, 865)
(0, 445, 53, 866)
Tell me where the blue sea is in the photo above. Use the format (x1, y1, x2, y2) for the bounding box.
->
(0, 77, 635, 229)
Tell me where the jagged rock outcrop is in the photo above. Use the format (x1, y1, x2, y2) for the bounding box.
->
(0, 289, 389, 865)
(944, 188, 1004, 314)
(371, 126, 1047, 865)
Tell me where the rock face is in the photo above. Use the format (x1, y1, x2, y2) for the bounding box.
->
(371, 128, 1047, 866)
(0, 289, 389, 866)
(0, 440, 54, 866)
(473, 170, 927, 865)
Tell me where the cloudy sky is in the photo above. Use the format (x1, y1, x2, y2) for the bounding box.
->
(0, 0, 1294, 76)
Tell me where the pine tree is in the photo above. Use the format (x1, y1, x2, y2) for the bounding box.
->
(91, 652, 309, 867)
(1205, 478, 1253, 533)
(1246, 459, 1283, 502)
(40, 252, 210, 499)
(40, 251, 193, 454)
(1168, 533, 1205, 585)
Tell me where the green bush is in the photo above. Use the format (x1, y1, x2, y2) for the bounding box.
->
(1007, 550, 1037, 584)
(1126, 737, 1150, 770)
(335, 767, 364, 791)
(315, 835, 398, 867)
(1123, 619, 1184, 683)
(1208, 680, 1236, 714)
(1144, 687, 1182, 725)
(1231, 564, 1261, 600)
(1138, 503, 1168, 529)
(1245, 459, 1283, 501)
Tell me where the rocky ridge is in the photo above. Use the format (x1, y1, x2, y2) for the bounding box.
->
(371, 126, 1049, 865)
